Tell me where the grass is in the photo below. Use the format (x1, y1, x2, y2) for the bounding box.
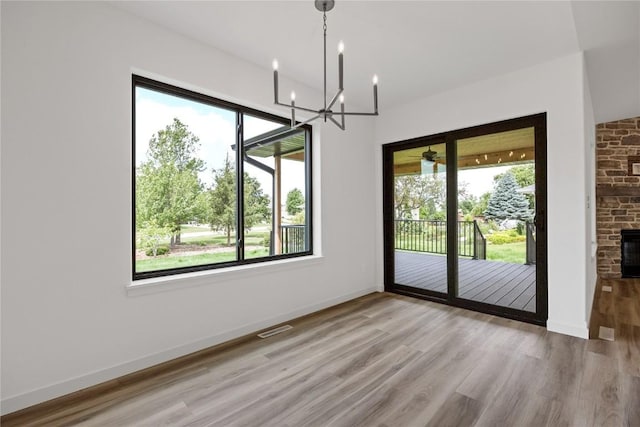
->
(396, 237, 527, 264)
(486, 242, 526, 264)
(181, 233, 265, 247)
(179, 225, 211, 234)
(138, 230, 269, 247)
(136, 248, 270, 272)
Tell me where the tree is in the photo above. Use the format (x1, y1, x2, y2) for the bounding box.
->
(494, 164, 535, 188)
(286, 188, 305, 216)
(395, 174, 446, 220)
(485, 172, 533, 221)
(208, 157, 271, 246)
(471, 192, 491, 218)
(137, 220, 171, 257)
(494, 164, 535, 209)
(136, 118, 204, 247)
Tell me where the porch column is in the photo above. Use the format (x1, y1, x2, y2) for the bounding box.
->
(274, 155, 282, 254)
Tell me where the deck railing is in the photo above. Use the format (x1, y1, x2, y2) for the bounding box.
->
(395, 220, 486, 259)
(526, 221, 536, 265)
(473, 221, 487, 260)
(281, 224, 305, 254)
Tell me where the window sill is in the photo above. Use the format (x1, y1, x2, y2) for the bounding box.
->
(126, 255, 324, 297)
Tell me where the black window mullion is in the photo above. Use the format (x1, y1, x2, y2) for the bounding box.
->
(304, 128, 312, 252)
(236, 112, 245, 261)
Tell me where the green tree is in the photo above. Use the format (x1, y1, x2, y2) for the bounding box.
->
(494, 164, 535, 209)
(136, 118, 204, 247)
(286, 188, 305, 216)
(494, 164, 535, 188)
(208, 157, 271, 246)
(485, 172, 533, 221)
(137, 219, 171, 257)
(471, 192, 492, 217)
(395, 174, 446, 220)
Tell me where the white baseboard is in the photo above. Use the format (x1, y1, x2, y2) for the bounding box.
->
(547, 319, 589, 339)
(1, 287, 378, 416)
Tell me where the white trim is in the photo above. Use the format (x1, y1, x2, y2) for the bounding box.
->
(0, 287, 379, 415)
(547, 319, 589, 339)
(127, 255, 324, 296)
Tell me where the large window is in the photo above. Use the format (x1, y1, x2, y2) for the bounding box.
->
(133, 76, 312, 280)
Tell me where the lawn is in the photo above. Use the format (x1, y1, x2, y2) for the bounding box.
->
(181, 233, 265, 246)
(178, 225, 211, 234)
(136, 248, 270, 272)
(486, 241, 526, 264)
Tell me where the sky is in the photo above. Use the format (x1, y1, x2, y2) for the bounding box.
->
(135, 87, 306, 199)
(459, 165, 513, 197)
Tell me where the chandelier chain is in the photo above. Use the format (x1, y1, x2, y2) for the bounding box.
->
(323, 11, 327, 34)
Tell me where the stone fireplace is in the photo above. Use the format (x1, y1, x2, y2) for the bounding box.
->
(596, 117, 640, 278)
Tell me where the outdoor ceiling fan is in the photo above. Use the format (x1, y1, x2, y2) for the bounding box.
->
(408, 147, 446, 175)
(420, 147, 440, 162)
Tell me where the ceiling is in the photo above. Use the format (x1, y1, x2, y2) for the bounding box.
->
(394, 127, 534, 174)
(112, 1, 640, 124)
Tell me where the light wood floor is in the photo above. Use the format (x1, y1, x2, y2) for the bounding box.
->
(395, 251, 536, 311)
(3, 283, 639, 426)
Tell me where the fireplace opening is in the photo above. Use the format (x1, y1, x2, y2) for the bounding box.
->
(621, 229, 640, 278)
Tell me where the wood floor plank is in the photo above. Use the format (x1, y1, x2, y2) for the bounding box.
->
(424, 392, 483, 427)
(4, 287, 640, 427)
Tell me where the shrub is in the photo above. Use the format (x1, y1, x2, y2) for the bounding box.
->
(262, 232, 271, 248)
(146, 245, 169, 256)
(486, 230, 526, 245)
(138, 220, 171, 257)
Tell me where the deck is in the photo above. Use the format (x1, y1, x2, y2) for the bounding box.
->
(395, 251, 536, 312)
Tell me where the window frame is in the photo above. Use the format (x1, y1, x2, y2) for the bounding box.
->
(132, 75, 313, 280)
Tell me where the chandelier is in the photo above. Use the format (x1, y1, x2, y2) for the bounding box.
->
(272, 0, 379, 130)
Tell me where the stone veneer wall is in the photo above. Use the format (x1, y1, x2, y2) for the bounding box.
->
(596, 117, 640, 278)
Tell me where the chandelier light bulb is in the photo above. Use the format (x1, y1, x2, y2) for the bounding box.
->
(272, 59, 279, 71)
(372, 74, 379, 85)
(339, 94, 345, 104)
(291, 91, 296, 101)
(338, 41, 344, 53)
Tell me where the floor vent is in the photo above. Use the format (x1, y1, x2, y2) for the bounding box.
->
(257, 325, 293, 339)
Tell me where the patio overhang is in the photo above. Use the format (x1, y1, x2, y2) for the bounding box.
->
(393, 127, 535, 176)
(241, 126, 305, 162)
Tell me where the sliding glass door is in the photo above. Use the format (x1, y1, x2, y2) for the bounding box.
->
(455, 127, 538, 313)
(383, 114, 547, 325)
(392, 140, 448, 299)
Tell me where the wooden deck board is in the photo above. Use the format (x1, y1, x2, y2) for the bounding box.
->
(395, 251, 536, 312)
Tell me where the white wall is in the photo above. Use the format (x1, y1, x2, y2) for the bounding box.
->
(374, 53, 591, 339)
(0, 2, 377, 413)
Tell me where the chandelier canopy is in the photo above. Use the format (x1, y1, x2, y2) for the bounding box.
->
(272, 0, 379, 130)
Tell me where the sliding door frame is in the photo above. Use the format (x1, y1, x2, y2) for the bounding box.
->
(383, 113, 548, 326)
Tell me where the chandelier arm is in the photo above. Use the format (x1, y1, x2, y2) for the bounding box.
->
(340, 111, 379, 116)
(290, 113, 322, 130)
(328, 116, 345, 130)
(274, 101, 319, 115)
(326, 88, 344, 112)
